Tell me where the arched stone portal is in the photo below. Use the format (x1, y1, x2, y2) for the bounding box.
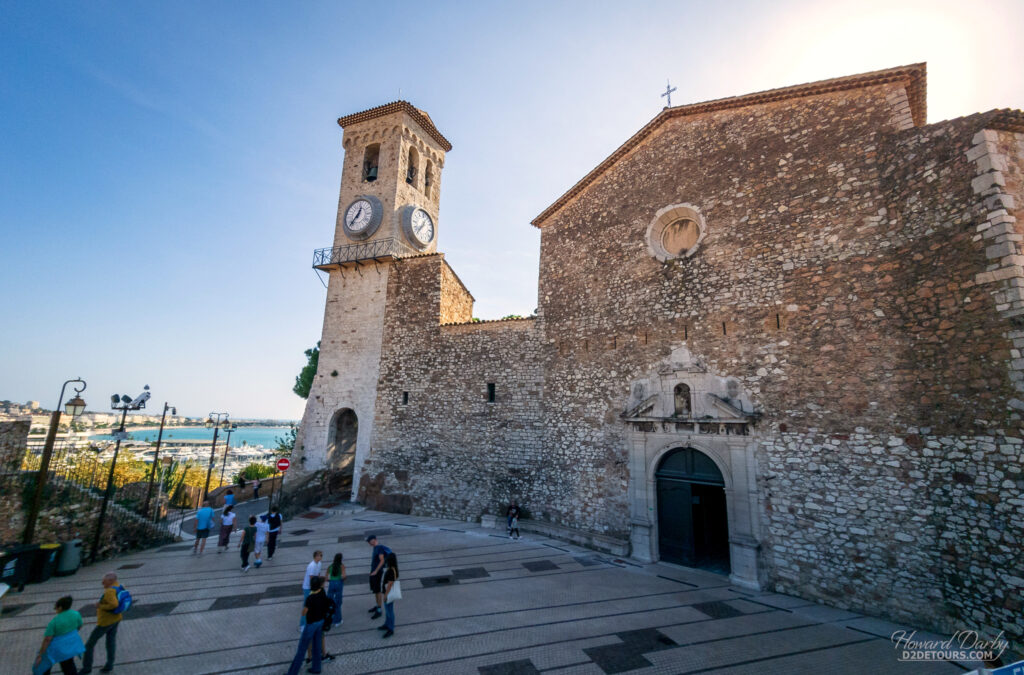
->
(624, 345, 764, 590)
(326, 408, 358, 500)
(656, 448, 730, 574)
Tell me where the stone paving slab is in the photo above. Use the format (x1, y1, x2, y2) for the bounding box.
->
(0, 509, 967, 674)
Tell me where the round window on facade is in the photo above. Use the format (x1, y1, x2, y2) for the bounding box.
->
(646, 204, 706, 262)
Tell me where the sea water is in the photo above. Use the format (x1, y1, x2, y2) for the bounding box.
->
(91, 426, 293, 448)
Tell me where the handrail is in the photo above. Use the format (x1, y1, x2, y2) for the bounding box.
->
(312, 238, 413, 268)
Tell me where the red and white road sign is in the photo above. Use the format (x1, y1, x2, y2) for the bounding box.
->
(276, 458, 291, 472)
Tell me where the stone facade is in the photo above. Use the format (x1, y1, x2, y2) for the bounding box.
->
(295, 65, 1024, 646)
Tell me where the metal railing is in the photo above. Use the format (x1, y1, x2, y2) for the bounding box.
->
(312, 237, 413, 268)
(5, 438, 181, 559)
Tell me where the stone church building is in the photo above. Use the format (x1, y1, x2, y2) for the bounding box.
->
(291, 63, 1023, 644)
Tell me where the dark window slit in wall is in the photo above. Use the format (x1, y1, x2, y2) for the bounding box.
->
(487, 383, 496, 403)
(402, 391, 409, 405)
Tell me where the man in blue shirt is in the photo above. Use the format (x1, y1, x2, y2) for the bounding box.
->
(192, 500, 215, 555)
(366, 535, 391, 619)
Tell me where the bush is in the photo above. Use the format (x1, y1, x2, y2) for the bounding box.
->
(235, 463, 275, 483)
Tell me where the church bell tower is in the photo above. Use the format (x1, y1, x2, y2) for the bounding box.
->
(293, 101, 452, 499)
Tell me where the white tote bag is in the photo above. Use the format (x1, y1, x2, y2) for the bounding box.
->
(386, 578, 402, 602)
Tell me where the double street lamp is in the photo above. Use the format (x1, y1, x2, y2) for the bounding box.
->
(218, 423, 237, 489)
(22, 378, 88, 545)
(89, 385, 151, 563)
(201, 412, 230, 503)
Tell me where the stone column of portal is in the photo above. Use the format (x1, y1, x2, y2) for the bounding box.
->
(628, 433, 654, 562)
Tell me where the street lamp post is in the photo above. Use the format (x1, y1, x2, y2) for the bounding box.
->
(143, 402, 176, 518)
(153, 456, 173, 523)
(201, 413, 229, 503)
(218, 424, 236, 490)
(22, 378, 87, 545)
(89, 386, 151, 563)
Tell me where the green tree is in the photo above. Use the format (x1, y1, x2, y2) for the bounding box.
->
(275, 425, 297, 456)
(293, 341, 320, 399)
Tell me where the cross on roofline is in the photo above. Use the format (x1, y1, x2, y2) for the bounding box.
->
(661, 80, 677, 107)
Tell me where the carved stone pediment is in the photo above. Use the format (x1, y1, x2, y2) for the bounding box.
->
(623, 345, 760, 427)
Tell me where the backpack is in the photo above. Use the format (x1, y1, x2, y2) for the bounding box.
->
(322, 596, 337, 632)
(113, 585, 132, 614)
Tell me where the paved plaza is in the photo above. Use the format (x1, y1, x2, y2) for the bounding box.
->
(2, 507, 974, 674)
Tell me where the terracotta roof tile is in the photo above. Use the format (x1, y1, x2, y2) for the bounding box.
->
(338, 101, 452, 151)
(531, 63, 927, 228)
(987, 109, 1024, 133)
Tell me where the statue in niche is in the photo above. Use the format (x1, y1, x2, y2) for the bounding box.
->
(674, 383, 692, 418)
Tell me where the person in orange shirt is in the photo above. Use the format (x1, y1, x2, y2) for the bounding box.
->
(79, 573, 122, 674)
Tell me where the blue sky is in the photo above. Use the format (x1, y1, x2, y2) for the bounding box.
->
(2, 0, 1022, 420)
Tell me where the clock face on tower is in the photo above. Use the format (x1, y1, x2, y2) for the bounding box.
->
(341, 195, 383, 240)
(401, 205, 436, 250)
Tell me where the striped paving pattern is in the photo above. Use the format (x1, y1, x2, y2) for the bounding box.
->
(1, 510, 966, 674)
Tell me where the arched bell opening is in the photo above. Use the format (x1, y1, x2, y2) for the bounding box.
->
(655, 447, 730, 574)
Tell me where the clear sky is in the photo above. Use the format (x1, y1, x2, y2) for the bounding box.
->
(2, 0, 1022, 420)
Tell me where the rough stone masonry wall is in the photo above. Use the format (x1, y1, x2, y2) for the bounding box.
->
(294, 264, 391, 493)
(764, 432, 1024, 646)
(439, 259, 474, 324)
(760, 115, 1024, 643)
(537, 83, 939, 538)
(538, 85, 1023, 640)
(360, 254, 546, 517)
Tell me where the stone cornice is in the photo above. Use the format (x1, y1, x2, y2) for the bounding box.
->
(338, 101, 452, 152)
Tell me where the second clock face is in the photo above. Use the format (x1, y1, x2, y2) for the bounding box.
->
(402, 206, 435, 249)
(410, 209, 435, 246)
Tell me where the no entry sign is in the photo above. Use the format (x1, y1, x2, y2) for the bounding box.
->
(276, 458, 291, 472)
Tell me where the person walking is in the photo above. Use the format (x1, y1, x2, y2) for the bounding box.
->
(79, 573, 123, 674)
(378, 552, 399, 638)
(365, 535, 391, 620)
(192, 499, 214, 555)
(509, 514, 521, 540)
(266, 506, 282, 560)
(217, 504, 236, 553)
(506, 501, 520, 535)
(253, 478, 261, 500)
(33, 595, 84, 675)
(239, 515, 257, 572)
(326, 553, 346, 627)
(223, 489, 235, 508)
(285, 576, 328, 675)
(301, 551, 323, 626)
(253, 514, 270, 568)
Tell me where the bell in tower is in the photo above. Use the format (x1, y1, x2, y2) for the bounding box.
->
(325, 101, 452, 258)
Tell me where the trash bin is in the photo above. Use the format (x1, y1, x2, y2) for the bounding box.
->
(55, 539, 82, 577)
(27, 543, 61, 584)
(0, 544, 39, 591)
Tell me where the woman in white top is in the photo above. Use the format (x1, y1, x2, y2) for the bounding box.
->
(253, 514, 270, 568)
(217, 505, 236, 552)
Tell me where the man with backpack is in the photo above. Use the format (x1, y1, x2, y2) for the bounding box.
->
(80, 572, 130, 674)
